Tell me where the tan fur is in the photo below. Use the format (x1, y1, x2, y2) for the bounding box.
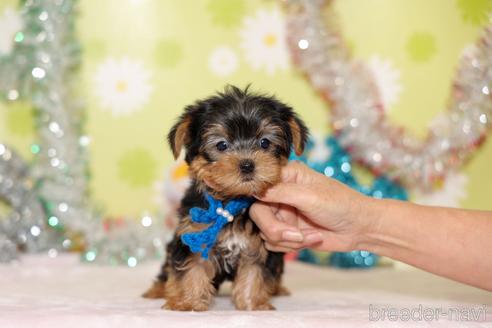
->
(217, 219, 267, 259)
(146, 151, 289, 311)
(232, 261, 276, 310)
(256, 119, 286, 148)
(274, 285, 291, 296)
(171, 117, 191, 159)
(189, 153, 286, 199)
(163, 256, 216, 311)
(224, 221, 275, 310)
(142, 281, 166, 299)
(159, 214, 284, 311)
(175, 215, 209, 236)
(289, 118, 304, 156)
(201, 123, 229, 151)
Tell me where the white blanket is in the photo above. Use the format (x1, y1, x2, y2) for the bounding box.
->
(0, 255, 490, 327)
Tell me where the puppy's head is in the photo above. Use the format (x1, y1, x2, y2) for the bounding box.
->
(168, 86, 308, 199)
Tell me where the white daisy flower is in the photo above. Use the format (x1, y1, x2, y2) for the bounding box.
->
(413, 172, 468, 208)
(239, 8, 289, 75)
(0, 7, 22, 55)
(208, 46, 238, 77)
(367, 56, 402, 110)
(93, 57, 152, 116)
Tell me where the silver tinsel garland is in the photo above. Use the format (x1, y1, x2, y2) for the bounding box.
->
(0, 0, 170, 266)
(82, 214, 168, 267)
(0, 144, 47, 262)
(285, 0, 492, 188)
(0, 0, 92, 259)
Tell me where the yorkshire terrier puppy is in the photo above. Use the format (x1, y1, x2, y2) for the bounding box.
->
(143, 86, 308, 311)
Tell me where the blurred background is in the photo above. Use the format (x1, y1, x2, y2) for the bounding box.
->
(0, 0, 491, 267)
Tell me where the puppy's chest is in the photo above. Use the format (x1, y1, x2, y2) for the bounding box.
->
(214, 228, 251, 273)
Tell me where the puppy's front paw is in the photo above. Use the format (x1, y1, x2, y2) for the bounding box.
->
(235, 302, 276, 311)
(274, 285, 290, 296)
(253, 302, 276, 311)
(162, 301, 209, 311)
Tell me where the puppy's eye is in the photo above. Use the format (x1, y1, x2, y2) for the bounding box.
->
(216, 141, 228, 152)
(260, 138, 271, 149)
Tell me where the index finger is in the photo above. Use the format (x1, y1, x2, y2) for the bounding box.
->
(256, 182, 316, 213)
(280, 161, 321, 184)
(249, 201, 303, 243)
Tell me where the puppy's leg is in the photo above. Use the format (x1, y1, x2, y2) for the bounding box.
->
(232, 261, 275, 311)
(266, 251, 290, 296)
(163, 258, 216, 311)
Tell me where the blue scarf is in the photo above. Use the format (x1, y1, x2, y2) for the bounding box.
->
(181, 192, 254, 259)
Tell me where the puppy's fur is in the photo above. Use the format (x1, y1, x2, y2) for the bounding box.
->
(143, 86, 308, 311)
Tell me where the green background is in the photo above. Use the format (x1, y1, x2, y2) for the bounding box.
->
(0, 0, 491, 219)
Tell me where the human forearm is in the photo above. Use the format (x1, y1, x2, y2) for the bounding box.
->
(252, 163, 492, 290)
(358, 198, 492, 291)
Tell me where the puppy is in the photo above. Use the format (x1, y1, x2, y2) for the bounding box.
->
(143, 86, 308, 311)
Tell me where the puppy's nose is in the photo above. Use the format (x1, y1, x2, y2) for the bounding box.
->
(239, 159, 255, 174)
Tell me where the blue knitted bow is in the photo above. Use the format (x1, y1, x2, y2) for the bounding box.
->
(181, 193, 254, 259)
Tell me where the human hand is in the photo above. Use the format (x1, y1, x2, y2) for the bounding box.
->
(250, 161, 375, 253)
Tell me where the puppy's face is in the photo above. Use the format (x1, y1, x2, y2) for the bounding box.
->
(168, 86, 308, 198)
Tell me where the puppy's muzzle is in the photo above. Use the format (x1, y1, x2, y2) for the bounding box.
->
(239, 159, 255, 175)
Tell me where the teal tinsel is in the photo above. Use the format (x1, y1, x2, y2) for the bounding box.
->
(329, 250, 378, 268)
(297, 249, 320, 265)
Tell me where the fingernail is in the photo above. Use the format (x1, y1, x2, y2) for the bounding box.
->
(282, 231, 303, 242)
(304, 232, 323, 244)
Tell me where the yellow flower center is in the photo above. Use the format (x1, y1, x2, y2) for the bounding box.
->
(433, 178, 445, 190)
(171, 163, 189, 180)
(115, 80, 128, 93)
(263, 33, 277, 47)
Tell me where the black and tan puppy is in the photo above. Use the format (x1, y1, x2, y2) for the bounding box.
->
(143, 86, 308, 311)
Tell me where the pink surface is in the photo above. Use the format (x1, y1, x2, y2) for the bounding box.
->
(0, 254, 490, 327)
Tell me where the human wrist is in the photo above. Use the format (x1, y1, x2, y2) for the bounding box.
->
(352, 195, 387, 252)
(354, 197, 415, 256)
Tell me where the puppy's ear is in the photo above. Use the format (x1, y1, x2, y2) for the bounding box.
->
(168, 114, 191, 159)
(288, 115, 309, 156)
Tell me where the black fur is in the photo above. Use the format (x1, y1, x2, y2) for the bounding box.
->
(168, 85, 308, 164)
(153, 86, 308, 305)
(159, 180, 285, 285)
